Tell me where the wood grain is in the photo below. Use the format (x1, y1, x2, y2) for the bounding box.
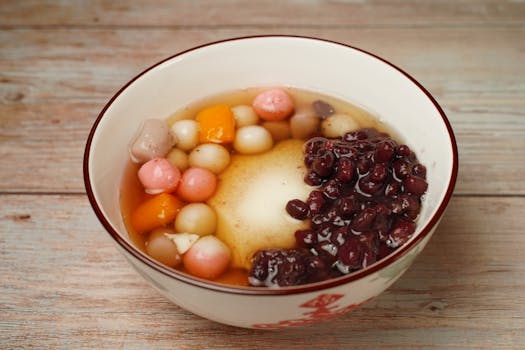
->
(1, 28, 524, 194)
(2, 1, 524, 348)
(1, 0, 524, 27)
(1, 195, 523, 349)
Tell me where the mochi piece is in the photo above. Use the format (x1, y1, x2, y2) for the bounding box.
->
(130, 119, 174, 163)
(208, 139, 311, 270)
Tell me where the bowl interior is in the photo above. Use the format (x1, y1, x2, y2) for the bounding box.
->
(86, 36, 456, 290)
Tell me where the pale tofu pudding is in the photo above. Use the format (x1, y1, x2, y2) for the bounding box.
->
(210, 139, 311, 270)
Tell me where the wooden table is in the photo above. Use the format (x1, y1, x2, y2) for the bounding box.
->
(1, 1, 524, 348)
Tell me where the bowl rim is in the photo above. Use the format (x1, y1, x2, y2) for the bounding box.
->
(83, 34, 459, 296)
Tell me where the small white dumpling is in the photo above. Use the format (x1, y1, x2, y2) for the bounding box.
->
(188, 143, 231, 174)
(231, 105, 259, 127)
(166, 148, 189, 171)
(321, 113, 359, 138)
(170, 120, 199, 151)
(233, 125, 273, 155)
(174, 203, 217, 237)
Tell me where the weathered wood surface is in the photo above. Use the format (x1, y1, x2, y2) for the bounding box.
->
(1, 1, 524, 349)
(1, 0, 524, 27)
(1, 195, 524, 349)
(1, 27, 524, 194)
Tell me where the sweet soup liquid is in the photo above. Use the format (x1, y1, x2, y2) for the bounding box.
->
(120, 87, 407, 287)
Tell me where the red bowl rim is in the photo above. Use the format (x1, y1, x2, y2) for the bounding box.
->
(83, 35, 459, 296)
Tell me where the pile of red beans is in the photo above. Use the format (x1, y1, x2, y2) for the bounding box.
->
(249, 128, 428, 287)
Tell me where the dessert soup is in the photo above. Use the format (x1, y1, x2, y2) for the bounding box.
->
(120, 87, 428, 287)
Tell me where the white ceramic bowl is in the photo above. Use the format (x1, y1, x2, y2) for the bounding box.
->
(84, 36, 458, 329)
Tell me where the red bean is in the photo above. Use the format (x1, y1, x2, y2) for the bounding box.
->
(322, 179, 342, 200)
(357, 176, 383, 196)
(393, 159, 411, 179)
(312, 150, 335, 178)
(304, 170, 323, 186)
(337, 238, 362, 270)
(307, 190, 325, 216)
(335, 158, 355, 183)
(357, 158, 372, 175)
(396, 144, 411, 157)
(412, 163, 427, 178)
(375, 141, 395, 163)
(369, 163, 387, 183)
(255, 127, 428, 287)
(385, 181, 401, 197)
(404, 175, 428, 195)
(351, 208, 377, 232)
(387, 220, 416, 248)
(312, 100, 335, 119)
(337, 196, 357, 218)
(295, 229, 318, 247)
(286, 199, 310, 220)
